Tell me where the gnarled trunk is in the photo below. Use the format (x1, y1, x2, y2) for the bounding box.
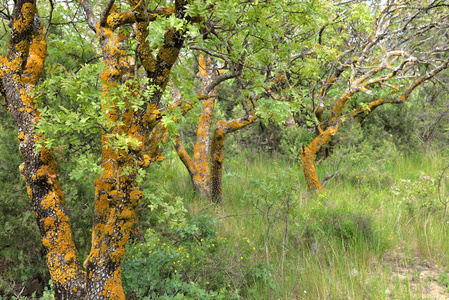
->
(0, 1, 86, 298)
(301, 123, 339, 191)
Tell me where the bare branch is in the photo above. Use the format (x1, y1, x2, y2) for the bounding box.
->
(78, 0, 97, 31)
(44, 0, 54, 37)
(100, 0, 115, 27)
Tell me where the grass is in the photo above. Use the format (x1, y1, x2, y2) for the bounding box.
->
(161, 149, 449, 299)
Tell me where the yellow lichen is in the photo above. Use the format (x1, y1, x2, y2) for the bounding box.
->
(118, 208, 135, 220)
(41, 193, 56, 210)
(22, 31, 47, 85)
(43, 217, 55, 230)
(18, 131, 26, 143)
(129, 190, 144, 207)
(13, 3, 35, 33)
(65, 252, 75, 263)
(40, 149, 54, 164)
(42, 237, 51, 248)
(15, 40, 30, 53)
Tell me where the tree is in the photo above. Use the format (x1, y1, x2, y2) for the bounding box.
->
(173, 52, 255, 200)
(294, 0, 449, 189)
(172, 0, 326, 199)
(0, 0, 202, 297)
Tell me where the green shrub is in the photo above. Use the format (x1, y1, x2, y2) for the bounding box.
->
(324, 121, 399, 189)
(122, 214, 269, 299)
(298, 198, 388, 253)
(391, 173, 439, 216)
(279, 126, 315, 163)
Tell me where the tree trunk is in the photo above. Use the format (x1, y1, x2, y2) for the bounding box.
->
(210, 113, 256, 201)
(0, 1, 86, 297)
(83, 11, 165, 295)
(301, 123, 339, 190)
(173, 52, 219, 197)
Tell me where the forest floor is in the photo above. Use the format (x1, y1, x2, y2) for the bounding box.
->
(383, 248, 448, 299)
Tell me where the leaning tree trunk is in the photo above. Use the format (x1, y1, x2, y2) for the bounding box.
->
(300, 123, 339, 190)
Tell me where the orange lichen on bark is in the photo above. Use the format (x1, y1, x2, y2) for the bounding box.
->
(41, 193, 56, 209)
(210, 112, 256, 200)
(15, 40, 30, 54)
(301, 123, 339, 190)
(22, 29, 47, 85)
(39, 184, 82, 287)
(129, 189, 144, 206)
(100, 274, 125, 299)
(13, 3, 35, 33)
(329, 90, 352, 124)
(18, 131, 26, 142)
(43, 217, 55, 230)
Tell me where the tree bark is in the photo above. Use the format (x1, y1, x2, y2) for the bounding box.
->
(301, 123, 339, 191)
(210, 112, 256, 201)
(173, 52, 220, 197)
(0, 1, 86, 298)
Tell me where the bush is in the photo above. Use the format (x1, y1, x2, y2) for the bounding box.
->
(279, 126, 315, 163)
(122, 214, 270, 299)
(391, 173, 439, 216)
(296, 195, 388, 253)
(324, 121, 399, 189)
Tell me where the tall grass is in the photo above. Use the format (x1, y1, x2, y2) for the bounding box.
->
(162, 149, 449, 299)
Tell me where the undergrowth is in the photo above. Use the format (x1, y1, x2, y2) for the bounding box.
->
(148, 148, 449, 299)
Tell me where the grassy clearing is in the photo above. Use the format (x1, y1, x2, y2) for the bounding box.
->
(162, 149, 449, 299)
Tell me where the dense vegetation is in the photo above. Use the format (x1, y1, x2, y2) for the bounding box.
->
(1, 0, 449, 299)
(3, 96, 449, 299)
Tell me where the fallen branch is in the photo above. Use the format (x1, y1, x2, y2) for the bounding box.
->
(321, 169, 342, 187)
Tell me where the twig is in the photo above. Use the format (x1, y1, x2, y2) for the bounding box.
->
(328, 254, 334, 299)
(438, 162, 449, 219)
(321, 169, 341, 187)
(281, 197, 289, 274)
(100, 0, 116, 27)
(216, 212, 286, 221)
(44, 0, 54, 37)
(74, 55, 101, 74)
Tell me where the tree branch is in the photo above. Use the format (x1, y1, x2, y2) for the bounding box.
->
(100, 0, 115, 27)
(78, 0, 97, 31)
(44, 0, 54, 37)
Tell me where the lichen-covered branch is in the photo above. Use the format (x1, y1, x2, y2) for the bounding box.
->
(299, 1, 449, 190)
(353, 56, 449, 123)
(173, 135, 195, 179)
